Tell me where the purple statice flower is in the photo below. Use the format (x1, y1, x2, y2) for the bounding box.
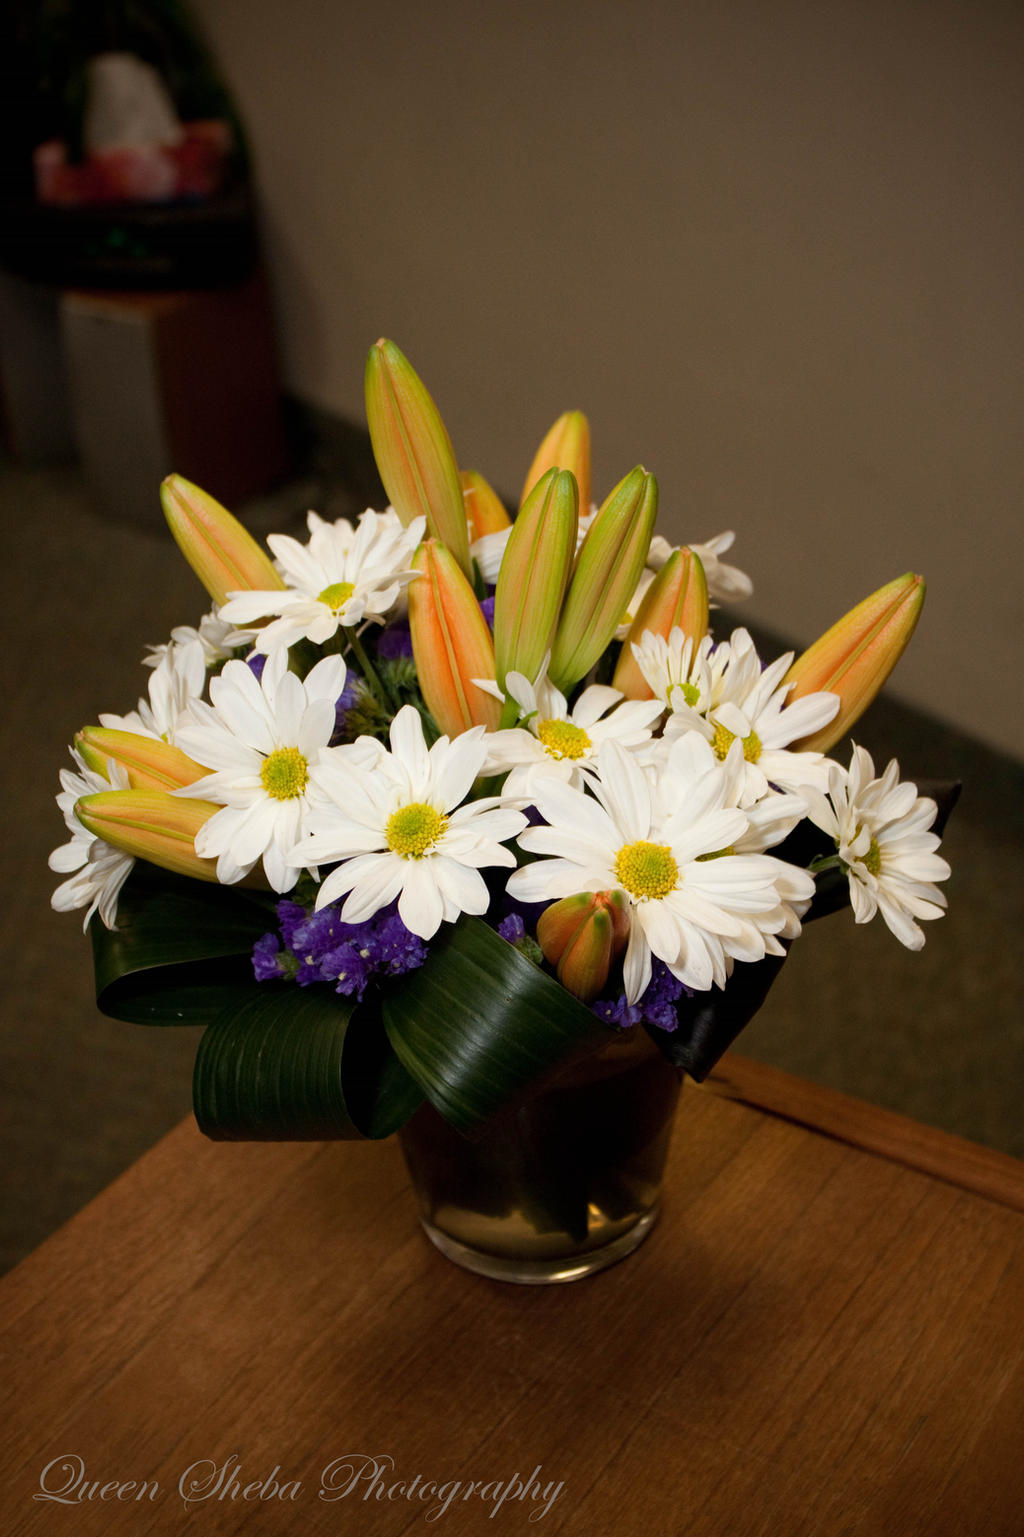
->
(246, 653, 267, 682)
(592, 994, 643, 1030)
(252, 898, 427, 1000)
(592, 961, 691, 1033)
(479, 595, 496, 629)
(375, 625, 414, 660)
(498, 913, 525, 944)
(252, 931, 288, 981)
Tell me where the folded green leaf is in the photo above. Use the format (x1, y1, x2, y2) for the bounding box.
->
(194, 989, 423, 1141)
(383, 915, 615, 1134)
(90, 865, 277, 1025)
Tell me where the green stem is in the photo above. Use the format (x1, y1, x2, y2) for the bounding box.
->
(808, 853, 846, 876)
(344, 627, 399, 712)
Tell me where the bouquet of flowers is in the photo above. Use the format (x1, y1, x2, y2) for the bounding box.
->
(50, 340, 956, 1147)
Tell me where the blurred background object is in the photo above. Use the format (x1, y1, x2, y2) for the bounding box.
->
(0, 0, 255, 288)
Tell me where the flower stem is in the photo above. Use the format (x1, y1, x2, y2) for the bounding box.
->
(344, 627, 399, 712)
(808, 853, 846, 875)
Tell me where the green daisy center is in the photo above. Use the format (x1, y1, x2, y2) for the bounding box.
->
(863, 837, 882, 876)
(697, 845, 736, 861)
(260, 746, 309, 801)
(614, 840, 679, 901)
(711, 721, 762, 763)
(670, 681, 701, 708)
(386, 802, 448, 859)
(536, 718, 592, 761)
(317, 580, 356, 613)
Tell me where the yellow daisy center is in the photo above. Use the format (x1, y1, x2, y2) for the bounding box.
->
(711, 721, 762, 763)
(260, 746, 309, 801)
(614, 840, 679, 901)
(670, 681, 701, 708)
(536, 718, 592, 761)
(317, 580, 356, 613)
(386, 802, 448, 859)
(863, 837, 882, 876)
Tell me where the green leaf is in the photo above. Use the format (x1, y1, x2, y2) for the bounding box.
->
(194, 988, 423, 1141)
(382, 915, 614, 1134)
(90, 864, 277, 1024)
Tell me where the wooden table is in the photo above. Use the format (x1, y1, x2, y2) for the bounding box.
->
(2, 1055, 1023, 1536)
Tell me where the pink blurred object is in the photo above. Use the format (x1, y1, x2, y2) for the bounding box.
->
(33, 122, 232, 208)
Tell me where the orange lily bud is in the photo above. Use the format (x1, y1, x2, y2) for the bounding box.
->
(520, 410, 591, 515)
(161, 475, 284, 607)
(537, 890, 630, 1002)
(493, 468, 578, 690)
(75, 791, 222, 882)
(548, 466, 659, 692)
(407, 539, 502, 735)
(364, 339, 471, 577)
(462, 470, 511, 540)
(785, 573, 926, 752)
(75, 727, 208, 790)
(613, 547, 709, 699)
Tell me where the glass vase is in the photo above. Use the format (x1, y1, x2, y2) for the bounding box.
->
(398, 1026, 682, 1284)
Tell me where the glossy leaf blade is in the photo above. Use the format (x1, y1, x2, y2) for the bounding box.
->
(382, 915, 614, 1134)
(90, 866, 278, 1024)
(194, 989, 423, 1141)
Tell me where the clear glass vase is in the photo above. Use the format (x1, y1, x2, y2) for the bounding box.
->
(398, 1027, 682, 1284)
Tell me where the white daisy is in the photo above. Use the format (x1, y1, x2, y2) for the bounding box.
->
(100, 642, 206, 744)
(218, 507, 425, 653)
(480, 667, 664, 802)
(508, 739, 808, 1002)
(49, 752, 134, 930)
(144, 610, 242, 671)
(173, 649, 347, 892)
(290, 705, 527, 940)
(803, 745, 950, 950)
(471, 525, 512, 585)
(648, 627, 840, 806)
(648, 530, 753, 604)
(653, 731, 815, 940)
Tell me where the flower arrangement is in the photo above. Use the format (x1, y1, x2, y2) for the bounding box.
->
(50, 339, 957, 1149)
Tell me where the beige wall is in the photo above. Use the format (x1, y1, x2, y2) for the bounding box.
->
(196, 0, 1023, 758)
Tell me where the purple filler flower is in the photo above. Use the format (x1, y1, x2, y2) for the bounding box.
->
(252, 897, 427, 1000)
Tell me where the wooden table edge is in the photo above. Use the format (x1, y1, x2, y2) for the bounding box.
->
(704, 1052, 1024, 1215)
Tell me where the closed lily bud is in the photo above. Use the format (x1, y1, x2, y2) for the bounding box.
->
(408, 539, 502, 735)
(462, 470, 511, 539)
(548, 466, 659, 692)
(537, 890, 630, 1002)
(520, 410, 591, 516)
(364, 339, 471, 577)
(75, 727, 208, 790)
(75, 790, 222, 881)
(613, 546, 709, 699)
(161, 474, 284, 607)
(785, 572, 926, 752)
(493, 468, 578, 690)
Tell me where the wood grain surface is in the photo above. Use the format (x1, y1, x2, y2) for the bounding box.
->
(1, 1055, 1022, 1536)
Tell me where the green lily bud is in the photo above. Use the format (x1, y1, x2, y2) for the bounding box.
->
(785, 572, 926, 751)
(161, 475, 284, 607)
(548, 466, 658, 692)
(364, 338, 471, 577)
(407, 539, 502, 735)
(493, 468, 578, 690)
(75, 790, 222, 881)
(537, 890, 630, 1002)
(613, 547, 709, 699)
(75, 726, 208, 790)
(520, 410, 591, 515)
